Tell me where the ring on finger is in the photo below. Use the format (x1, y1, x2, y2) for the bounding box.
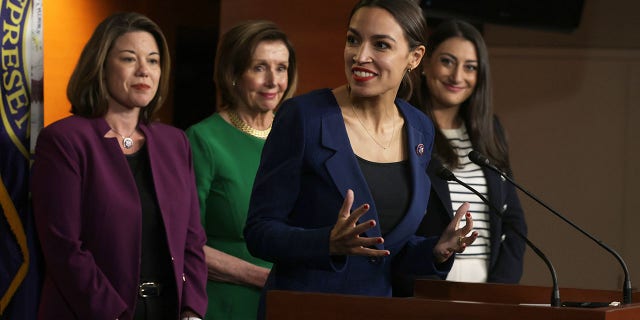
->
(457, 236, 464, 246)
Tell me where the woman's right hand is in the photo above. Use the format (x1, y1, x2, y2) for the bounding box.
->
(433, 202, 478, 263)
(329, 189, 390, 257)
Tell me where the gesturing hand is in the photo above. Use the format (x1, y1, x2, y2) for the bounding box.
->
(433, 202, 479, 263)
(329, 189, 390, 257)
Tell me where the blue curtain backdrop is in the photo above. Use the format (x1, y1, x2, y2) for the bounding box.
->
(1, 0, 43, 318)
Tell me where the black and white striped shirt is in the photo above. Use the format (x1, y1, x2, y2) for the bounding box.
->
(441, 125, 490, 282)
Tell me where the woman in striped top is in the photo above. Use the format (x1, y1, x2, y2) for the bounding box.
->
(394, 19, 527, 296)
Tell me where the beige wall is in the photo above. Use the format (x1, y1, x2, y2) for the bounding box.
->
(491, 48, 640, 291)
(484, 0, 640, 293)
(218, 0, 640, 293)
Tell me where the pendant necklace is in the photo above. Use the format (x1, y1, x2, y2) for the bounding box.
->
(228, 110, 271, 139)
(351, 104, 396, 150)
(111, 127, 136, 149)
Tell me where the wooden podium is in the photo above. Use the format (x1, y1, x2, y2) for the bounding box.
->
(266, 280, 640, 319)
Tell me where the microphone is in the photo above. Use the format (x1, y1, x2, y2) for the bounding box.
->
(468, 150, 633, 304)
(435, 164, 561, 307)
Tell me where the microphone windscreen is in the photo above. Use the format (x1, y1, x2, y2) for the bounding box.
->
(435, 163, 456, 181)
(468, 150, 489, 167)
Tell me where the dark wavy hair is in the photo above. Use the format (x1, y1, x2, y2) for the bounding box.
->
(410, 19, 509, 171)
(348, 0, 427, 100)
(67, 12, 170, 124)
(215, 20, 298, 111)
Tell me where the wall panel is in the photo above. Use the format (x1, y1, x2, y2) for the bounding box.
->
(490, 47, 640, 291)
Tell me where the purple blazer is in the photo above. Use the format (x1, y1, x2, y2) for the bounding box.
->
(31, 116, 207, 320)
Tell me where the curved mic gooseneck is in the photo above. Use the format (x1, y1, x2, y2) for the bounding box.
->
(435, 164, 561, 307)
(468, 150, 632, 304)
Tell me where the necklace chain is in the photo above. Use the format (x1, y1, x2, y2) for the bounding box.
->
(110, 127, 136, 149)
(228, 110, 271, 139)
(350, 104, 396, 150)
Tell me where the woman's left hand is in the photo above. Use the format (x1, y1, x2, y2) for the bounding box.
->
(433, 202, 478, 263)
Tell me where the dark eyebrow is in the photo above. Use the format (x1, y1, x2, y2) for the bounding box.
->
(251, 59, 289, 65)
(347, 27, 397, 43)
(439, 52, 477, 64)
(347, 28, 361, 38)
(118, 49, 160, 56)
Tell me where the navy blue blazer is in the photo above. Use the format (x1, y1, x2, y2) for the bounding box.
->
(394, 119, 527, 297)
(420, 157, 527, 281)
(245, 89, 453, 300)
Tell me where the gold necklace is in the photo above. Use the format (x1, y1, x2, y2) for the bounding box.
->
(351, 104, 396, 150)
(228, 110, 271, 139)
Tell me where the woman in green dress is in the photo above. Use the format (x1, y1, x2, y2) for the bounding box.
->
(185, 20, 297, 320)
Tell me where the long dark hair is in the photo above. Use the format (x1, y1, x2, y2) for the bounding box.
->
(349, 0, 426, 100)
(410, 19, 509, 171)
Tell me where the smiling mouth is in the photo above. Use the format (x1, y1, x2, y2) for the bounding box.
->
(443, 83, 466, 91)
(353, 70, 375, 78)
(352, 68, 377, 82)
(132, 84, 150, 90)
(261, 92, 278, 98)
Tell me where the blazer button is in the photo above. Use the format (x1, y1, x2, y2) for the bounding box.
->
(182, 273, 186, 282)
(369, 257, 380, 264)
(501, 204, 508, 213)
(501, 175, 506, 182)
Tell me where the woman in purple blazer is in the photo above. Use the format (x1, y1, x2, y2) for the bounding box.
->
(31, 13, 207, 320)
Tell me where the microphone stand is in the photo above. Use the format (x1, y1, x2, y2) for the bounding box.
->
(469, 150, 632, 304)
(436, 166, 562, 307)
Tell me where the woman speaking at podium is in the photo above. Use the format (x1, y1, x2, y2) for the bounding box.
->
(244, 0, 478, 316)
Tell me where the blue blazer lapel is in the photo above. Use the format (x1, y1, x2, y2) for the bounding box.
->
(318, 101, 433, 249)
(321, 111, 383, 243)
(483, 167, 504, 209)
(483, 166, 503, 258)
(384, 106, 431, 246)
(427, 158, 454, 219)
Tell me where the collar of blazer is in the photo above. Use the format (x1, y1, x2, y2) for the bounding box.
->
(320, 101, 432, 247)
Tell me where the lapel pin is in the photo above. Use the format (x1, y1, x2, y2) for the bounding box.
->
(415, 144, 424, 156)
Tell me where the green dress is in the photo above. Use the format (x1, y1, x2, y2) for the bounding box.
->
(186, 113, 271, 320)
